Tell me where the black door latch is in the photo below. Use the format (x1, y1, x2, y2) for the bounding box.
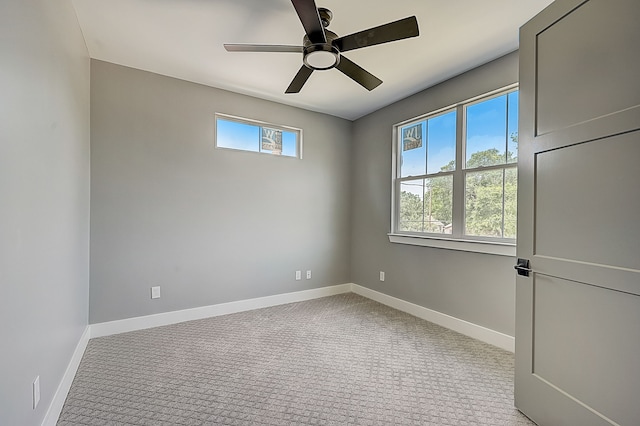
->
(514, 258, 532, 277)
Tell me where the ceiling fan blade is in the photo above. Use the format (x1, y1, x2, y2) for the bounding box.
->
(335, 56, 382, 91)
(286, 66, 314, 93)
(333, 16, 419, 53)
(291, 0, 326, 44)
(224, 44, 303, 53)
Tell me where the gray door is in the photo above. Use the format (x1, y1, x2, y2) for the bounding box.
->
(515, 0, 640, 425)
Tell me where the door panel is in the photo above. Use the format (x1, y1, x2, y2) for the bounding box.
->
(516, 0, 640, 425)
(535, 131, 640, 271)
(533, 274, 640, 426)
(535, 0, 640, 136)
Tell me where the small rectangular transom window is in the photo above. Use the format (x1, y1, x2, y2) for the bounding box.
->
(215, 113, 302, 158)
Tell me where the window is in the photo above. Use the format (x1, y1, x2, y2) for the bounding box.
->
(391, 86, 518, 252)
(398, 110, 456, 234)
(215, 113, 302, 158)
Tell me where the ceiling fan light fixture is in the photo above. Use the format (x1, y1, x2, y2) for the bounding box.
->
(303, 44, 340, 70)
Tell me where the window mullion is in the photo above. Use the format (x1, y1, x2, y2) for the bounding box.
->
(502, 168, 506, 238)
(424, 122, 428, 232)
(451, 104, 465, 239)
(421, 178, 426, 232)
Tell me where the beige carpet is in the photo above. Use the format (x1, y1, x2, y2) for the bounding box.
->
(58, 293, 535, 425)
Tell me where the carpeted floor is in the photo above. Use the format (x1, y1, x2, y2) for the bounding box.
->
(58, 293, 535, 425)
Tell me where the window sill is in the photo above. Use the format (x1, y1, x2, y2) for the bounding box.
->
(388, 234, 516, 257)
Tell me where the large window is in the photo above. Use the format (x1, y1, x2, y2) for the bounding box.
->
(392, 86, 518, 248)
(215, 113, 302, 158)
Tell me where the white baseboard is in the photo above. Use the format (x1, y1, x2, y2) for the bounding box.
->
(351, 284, 515, 352)
(90, 281, 513, 349)
(41, 325, 91, 426)
(90, 283, 352, 338)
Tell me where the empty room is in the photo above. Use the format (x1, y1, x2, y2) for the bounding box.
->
(1, 0, 638, 425)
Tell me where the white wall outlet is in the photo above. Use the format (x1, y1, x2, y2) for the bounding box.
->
(295, 270, 301, 280)
(379, 271, 385, 282)
(306, 270, 312, 280)
(33, 376, 40, 409)
(151, 286, 161, 299)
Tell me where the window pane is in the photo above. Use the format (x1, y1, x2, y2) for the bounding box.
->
(465, 169, 504, 237)
(399, 180, 425, 232)
(424, 175, 453, 234)
(466, 94, 507, 168)
(400, 122, 426, 177)
(281, 131, 297, 157)
(504, 167, 518, 238)
(260, 127, 298, 157)
(427, 111, 456, 174)
(216, 119, 259, 152)
(260, 126, 283, 155)
(507, 91, 518, 164)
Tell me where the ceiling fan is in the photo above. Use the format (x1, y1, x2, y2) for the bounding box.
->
(224, 0, 419, 94)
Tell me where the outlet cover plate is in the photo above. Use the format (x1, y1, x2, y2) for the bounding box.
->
(151, 286, 161, 299)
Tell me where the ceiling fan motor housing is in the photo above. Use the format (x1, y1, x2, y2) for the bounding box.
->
(318, 7, 333, 27)
(303, 30, 340, 70)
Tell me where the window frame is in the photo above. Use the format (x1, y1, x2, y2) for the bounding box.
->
(215, 113, 303, 159)
(389, 84, 518, 256)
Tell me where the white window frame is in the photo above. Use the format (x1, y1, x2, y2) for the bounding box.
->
(389, 84, 518, 257)
(215, 113, 303, 159)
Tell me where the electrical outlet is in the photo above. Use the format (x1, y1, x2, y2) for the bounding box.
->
(379, 271, 385, 282)
(33, 376, 40, 409)
(306, 270, 312, 280)
(151, 286, 161, 299)
(295, 270, 301, 280)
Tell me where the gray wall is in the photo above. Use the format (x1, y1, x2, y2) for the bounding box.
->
(350, 52, 519, 336)
(0, 0, 90, 425)
(89, 61, 352, 323)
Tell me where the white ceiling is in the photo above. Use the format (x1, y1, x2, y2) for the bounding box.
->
(71, 0, 554, 120)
